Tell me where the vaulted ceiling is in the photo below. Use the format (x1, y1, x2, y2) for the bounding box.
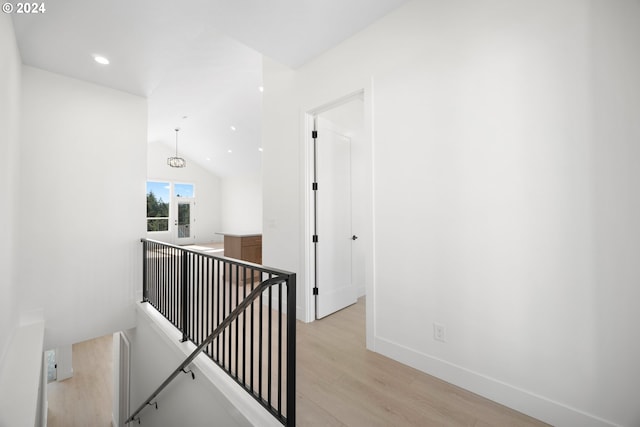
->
(11, 0, 407, 177)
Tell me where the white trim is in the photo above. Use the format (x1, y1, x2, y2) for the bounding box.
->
(301, 111, 315, 323)
(375, 336, 620, 427)
(117, 331, 130, 427)
(363, 78, 376, 351)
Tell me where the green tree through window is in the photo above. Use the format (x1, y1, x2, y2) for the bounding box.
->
(146, 182, 170, 231)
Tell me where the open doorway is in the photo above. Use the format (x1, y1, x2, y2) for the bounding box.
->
(305, 90, 373, 330)
(45, 349, 57, 383)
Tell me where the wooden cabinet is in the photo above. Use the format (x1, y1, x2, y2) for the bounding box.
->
(219, 233, 262, 264)
(218, 233, 262, 285)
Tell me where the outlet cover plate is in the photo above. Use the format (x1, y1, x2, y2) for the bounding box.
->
(433, 323, 446, 342)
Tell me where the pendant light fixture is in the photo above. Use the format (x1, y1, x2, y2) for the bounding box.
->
(167, 128, 186, 168)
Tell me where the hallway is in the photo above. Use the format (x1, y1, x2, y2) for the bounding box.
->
(47, 301, 547, 426)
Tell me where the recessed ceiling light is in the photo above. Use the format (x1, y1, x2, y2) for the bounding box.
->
(230, 126, 236, 132)
(258, 86, 264, 92)
(258, 147, 263, 152)
(205, 157, 211, 161)
(227, 149, 232, 153)
(93, 55, 110, 65)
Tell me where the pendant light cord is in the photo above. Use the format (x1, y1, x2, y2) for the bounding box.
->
(175, 128, 179, 157)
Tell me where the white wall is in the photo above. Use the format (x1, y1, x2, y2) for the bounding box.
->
(261, 1, 640, 426)
(147, 142, 223, 244)
(0, 13, 21, 365)
(220, 174, 262, 234)
(17, 66, 147, 350)
(125, 304, 279, 427)
(0, 322, 44, 427)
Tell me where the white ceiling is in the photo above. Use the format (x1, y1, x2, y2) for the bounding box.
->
(11, 0, 407, 177)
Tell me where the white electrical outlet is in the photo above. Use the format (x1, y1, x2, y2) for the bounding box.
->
(433, 323, 446, 342)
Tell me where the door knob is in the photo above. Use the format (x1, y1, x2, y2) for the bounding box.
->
(352, 235, 358, 240)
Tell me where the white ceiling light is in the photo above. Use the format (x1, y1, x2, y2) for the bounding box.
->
(258, 147, 263, 152)
(258, 86, 264, 92)
(230, 125, 236, 131)
(167, 128, 186, 168)
(93, 55, 110, 65)
(227, 149, 232, 153)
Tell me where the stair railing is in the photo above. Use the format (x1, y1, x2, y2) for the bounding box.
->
(130, 239, 296, 425)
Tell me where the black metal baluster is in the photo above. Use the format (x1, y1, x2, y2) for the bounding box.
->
(142, 240, 148, 302)
(197, 253, 200, 345)
(227, 262, 232, 373)
(205, 257, 210, 357)
(222, 260, 227, 369)
(250, 268, 255, 394)
(235, 263, 239, 379)
(216, 258, 221, 362)
(287, 274, 297, 426)
(242, 266, 247, 386)
(174, 247, 179, 329)
(181, 250, 188, 342)
(174, 247, 178, 327)
(153, 242, 158, 309)
(169, 247, 173, 325)
(190, 253, 195, 342)
(278, 280, 282, 416)
(259, 277, 263, 398)
(161, 245, 166, 318)
(268, 273, 273, 408)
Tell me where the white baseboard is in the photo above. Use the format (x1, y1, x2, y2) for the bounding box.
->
(374, 336, 619, 427)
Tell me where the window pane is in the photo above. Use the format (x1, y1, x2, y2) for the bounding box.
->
(178, 203, 190, 238)
(147, 218, 169, 232)
(175, 183, 194, 198)
(147, 181, 169, 218)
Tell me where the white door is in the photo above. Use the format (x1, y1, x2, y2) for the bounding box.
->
(315, 117, 357, 319)
(175, 199, 195, 244)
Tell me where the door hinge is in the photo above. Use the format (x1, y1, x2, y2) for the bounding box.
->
(312, 182, 318, 191)
(312, 235, 318, 243)
(313, 287, 319, 295)
(312, 130, 318, 139)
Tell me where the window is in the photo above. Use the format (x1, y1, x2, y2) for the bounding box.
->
(174, 183, 194, 198)
(146, 181, 170, 232)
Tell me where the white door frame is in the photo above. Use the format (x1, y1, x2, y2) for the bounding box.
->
(114, 331, 130, 427)
(302, 87, 376, 349)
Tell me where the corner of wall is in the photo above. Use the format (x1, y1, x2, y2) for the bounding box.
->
(0, 9, 22, 366)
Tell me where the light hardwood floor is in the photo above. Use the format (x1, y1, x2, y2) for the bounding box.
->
(47, 298, 548, 426)
(296, 297, 548, 427)
(47, 334, 113, 427)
